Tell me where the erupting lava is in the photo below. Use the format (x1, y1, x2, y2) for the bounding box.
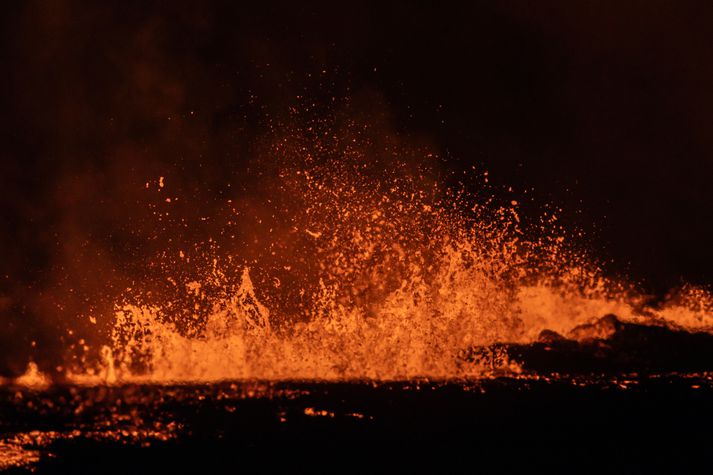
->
(12, 109, 713, 385)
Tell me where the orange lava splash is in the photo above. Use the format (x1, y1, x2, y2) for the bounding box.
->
(19, 109, 711, 385)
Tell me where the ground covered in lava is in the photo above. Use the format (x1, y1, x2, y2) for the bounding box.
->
(3, 316, 713, 473)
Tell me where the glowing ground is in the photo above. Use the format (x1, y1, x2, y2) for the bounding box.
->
(2, 376, 713, 473)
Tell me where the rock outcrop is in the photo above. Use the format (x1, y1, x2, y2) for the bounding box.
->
(468, 314, 713, 374)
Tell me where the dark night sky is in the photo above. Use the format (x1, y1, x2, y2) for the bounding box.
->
(2, 0, 712, 304)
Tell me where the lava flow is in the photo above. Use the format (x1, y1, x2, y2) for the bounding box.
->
(1, 112, 690, 386)
(5, 110, 712, 386)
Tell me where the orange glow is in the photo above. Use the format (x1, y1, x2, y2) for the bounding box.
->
(12, 112, 713, 386)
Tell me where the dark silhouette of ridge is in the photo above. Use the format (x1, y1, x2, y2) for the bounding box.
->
(467, 314, 713, 374)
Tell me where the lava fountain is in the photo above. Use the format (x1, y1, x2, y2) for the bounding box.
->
(7, 107, 712, 386)
(3, 105, 713, 475)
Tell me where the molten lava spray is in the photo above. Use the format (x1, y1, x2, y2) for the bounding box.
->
(14, 106, 713, 385)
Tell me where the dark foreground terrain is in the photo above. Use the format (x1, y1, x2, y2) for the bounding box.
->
(3, 316, 713, 473)
(2, 375, 713, 473)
